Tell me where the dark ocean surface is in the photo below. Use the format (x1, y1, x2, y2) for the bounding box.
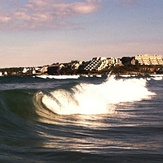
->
(0, 75, 163, 163)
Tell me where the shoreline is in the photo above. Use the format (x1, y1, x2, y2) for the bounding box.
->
(0, 64, 163, 77)
(1, 72, 163, 79)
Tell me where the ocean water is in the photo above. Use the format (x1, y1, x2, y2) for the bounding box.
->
(0, 75, 163, 163)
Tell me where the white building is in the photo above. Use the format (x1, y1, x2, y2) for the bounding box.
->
(71, 61, 83, 70)
(84, 57, 109, 71)
(135, 54, 163, 65)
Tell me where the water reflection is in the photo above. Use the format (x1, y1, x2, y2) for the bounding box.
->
(32, 98, 162, 156)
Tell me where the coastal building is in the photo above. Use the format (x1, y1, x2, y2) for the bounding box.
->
(40, 66, 48, 73)
(114, 58, 123, 66)
(96, 58, 109, 71)
(4, 71, 8, 76)
(107, 57, 117, 65)
(22, 68, 28, 73)
(135, 54, 163, 65)
(84, 57, 109, 72)
(71, 60, 83, 70)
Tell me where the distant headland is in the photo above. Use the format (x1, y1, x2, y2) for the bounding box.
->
(1, 54, 163, 77)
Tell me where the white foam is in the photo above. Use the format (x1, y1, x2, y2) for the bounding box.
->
(152, 76, 162, 80)
(36, 75, 79, 79)
(41, 76, 155, 115)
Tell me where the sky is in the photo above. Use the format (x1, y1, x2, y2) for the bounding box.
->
(0, 0, 163, 68)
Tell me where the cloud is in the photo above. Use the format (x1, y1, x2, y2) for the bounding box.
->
(0, 0, 101, 30)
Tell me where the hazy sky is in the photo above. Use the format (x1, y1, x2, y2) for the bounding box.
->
(0, 0, 163, 67)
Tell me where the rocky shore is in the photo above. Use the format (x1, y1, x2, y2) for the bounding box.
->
(0, 64, 163, 77)
(1, 55, 163, 77)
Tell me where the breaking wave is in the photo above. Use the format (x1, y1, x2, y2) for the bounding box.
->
(35, 76, 155, 115)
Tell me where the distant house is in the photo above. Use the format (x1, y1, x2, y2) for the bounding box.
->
(71, 60, 83, 70)
(22, 68, 28, 73)
(40, 66, 48, 73)
(107, 57, 122, 66)
(4, 71, 8, 76)
(107, 57, 115, 65)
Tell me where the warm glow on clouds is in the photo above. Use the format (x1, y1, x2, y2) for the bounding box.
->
(0, 0, 100, 30)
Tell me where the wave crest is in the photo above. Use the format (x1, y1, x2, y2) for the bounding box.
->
(36, 76, 155, 115)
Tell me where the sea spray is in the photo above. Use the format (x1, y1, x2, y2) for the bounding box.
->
(39, 76, 155, 115)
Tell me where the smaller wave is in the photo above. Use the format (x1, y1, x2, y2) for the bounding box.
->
(36, 75, 79, 79)
(36, 76, 155, 115)
(151, 76, 163, 81)
(146, 75, 163, 81)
